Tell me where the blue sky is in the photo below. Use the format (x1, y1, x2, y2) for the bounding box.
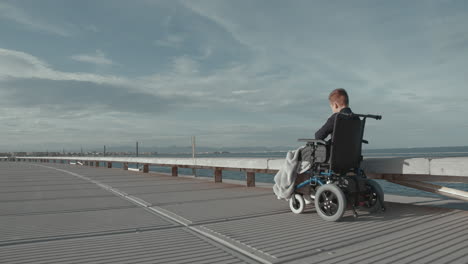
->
(0, 0, 467, 151)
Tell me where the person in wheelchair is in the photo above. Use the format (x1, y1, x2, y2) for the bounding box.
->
(274, 88, 384, 222)
(296, 88, 355, 204)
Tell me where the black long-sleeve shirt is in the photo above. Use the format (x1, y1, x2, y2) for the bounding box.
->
(315, 107, 353, 140)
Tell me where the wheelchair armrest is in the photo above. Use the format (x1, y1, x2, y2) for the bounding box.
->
(298, 138, 327, 144)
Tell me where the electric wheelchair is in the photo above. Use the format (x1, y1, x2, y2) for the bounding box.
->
(290, 112, 384, 222)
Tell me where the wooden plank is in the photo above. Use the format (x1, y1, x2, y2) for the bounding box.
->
(107, 162, 112, 168)
(172, 167, 178, 177)
(214, 168, 222, 183)
(246, 172, 255, 187)
(143, 164, 149, 173)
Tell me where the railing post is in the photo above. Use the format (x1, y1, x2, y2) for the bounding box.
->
(95, 161, 99, 167)
(246, 171, 256, 187)
(214, 168, 222, 183)
(143, 164, 149, 173)
(123, 162, 128, 170)
(107, 162, 112, 168)
(172, 166, 178, 177)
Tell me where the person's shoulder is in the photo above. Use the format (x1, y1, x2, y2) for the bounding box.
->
(340, 107, 352, 114)
(327, 112, 338, 121)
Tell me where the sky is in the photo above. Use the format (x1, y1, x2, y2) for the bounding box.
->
(0, 0, 467, 152)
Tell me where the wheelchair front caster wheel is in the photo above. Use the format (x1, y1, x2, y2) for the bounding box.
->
(315, 184, 346, 222)
(289, 194, 306, 214)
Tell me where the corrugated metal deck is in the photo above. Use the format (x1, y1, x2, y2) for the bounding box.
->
(1, 162, 467, 264)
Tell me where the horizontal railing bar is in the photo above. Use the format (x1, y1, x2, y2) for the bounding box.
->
(390, 180, 468, 201)
(6, 156, 468, 196)
(367, 173, 468, 183)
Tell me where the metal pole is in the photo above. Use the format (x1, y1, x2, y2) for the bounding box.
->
(192, 136, 196, 177)
(192, 136, 195, 159)
(136, 141, 139, 170)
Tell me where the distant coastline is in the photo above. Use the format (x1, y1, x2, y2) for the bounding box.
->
(3, 145, 468, 158)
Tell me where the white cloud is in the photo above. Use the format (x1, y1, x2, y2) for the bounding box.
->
(232, 89, 260, 95)
(155, 34, 186, 48)
(2, 0, 468, 149)
(0, 2, 71, 37)
(0, 48, 127, 85)
(71, 50, 114, 66)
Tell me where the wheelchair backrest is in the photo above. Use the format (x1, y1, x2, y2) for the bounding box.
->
(329, 113, 363, 174)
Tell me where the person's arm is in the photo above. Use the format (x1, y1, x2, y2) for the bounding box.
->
(315, 114, 336, 140)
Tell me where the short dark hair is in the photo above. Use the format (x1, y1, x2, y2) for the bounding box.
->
(328, 88, 349, 107)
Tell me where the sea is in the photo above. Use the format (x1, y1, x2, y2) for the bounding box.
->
(111, 146, 468, 203)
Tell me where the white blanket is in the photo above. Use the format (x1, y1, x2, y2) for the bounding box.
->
(273, 147, 310, 200)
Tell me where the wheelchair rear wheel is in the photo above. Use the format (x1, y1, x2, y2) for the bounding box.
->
(363, 179, 385, 212)
(289, 194, 306, 214)
(315, 184, 346, 222)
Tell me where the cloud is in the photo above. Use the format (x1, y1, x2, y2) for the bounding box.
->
(0, 78, 186, 115)
(0, 48, 128, 85)
(232, 89, 260, 95)
(0, 2, 71, 37)
(155, 34, 186, 48)
(1, 0, 468, 149)
(71, 50, 114, 65)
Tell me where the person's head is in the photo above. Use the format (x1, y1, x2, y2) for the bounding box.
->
(328, 88, 349, 113)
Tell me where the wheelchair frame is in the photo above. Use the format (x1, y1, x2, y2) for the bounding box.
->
(291, 113, 384, 221)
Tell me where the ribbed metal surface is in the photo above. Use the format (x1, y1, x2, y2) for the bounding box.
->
(0, 196, 135, 215)
(0, 228, 254, 264)
(0, 207, 177, 246)
(0, 183, 100, 193)
(116, 182, 233, 195)
(0, 188, 114, 202)
(0, 179, 89, 187)
(2, 162, 467, 264)
(160, 195, 290, 224)
(137, 187, 271, 206)
(201, 203, 468, 263)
